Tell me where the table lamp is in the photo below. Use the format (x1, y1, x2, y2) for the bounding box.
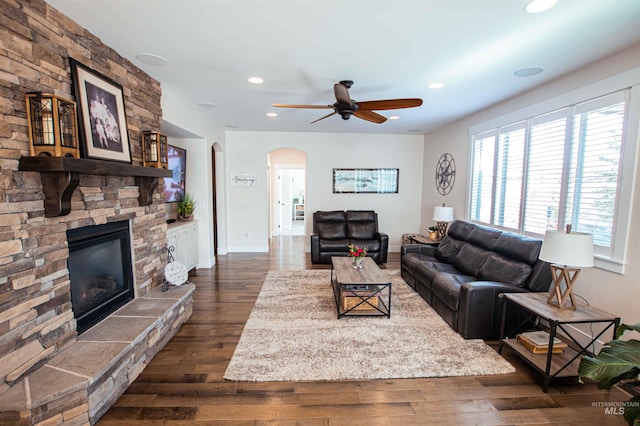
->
(538, 225, 593, 310)
(432, 205, 454, 240)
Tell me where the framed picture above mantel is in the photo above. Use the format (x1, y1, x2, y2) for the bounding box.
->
(69, 58, 132, 163)
(332, 168, 399, 194)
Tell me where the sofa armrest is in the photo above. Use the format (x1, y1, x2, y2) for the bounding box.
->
(458, 281, 531, 339)
(310, 234, 321, 264)
(376, 232, 389, 264)
(401, 244, 437, 257)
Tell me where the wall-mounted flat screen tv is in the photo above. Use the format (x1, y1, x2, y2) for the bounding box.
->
(164, 145, 186, 203)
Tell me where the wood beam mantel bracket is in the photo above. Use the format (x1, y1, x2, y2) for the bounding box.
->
(40, 171, 80, 218)
(135, 176, 159, 207)
(19, 157, 171, 217)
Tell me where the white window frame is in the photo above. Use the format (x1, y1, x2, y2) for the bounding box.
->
(467, 70, 640, 274)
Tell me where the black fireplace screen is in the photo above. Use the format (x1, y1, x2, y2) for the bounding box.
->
(67, 221, 134, 334)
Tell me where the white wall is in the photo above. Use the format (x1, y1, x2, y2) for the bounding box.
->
(225, 131, 424, 252)
(422, 43, 640, 326)
(161, 85, 227, 266)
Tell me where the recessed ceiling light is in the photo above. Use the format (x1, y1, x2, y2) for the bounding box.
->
(428, 82, 444, 89)
(524, 0, 557, 14)
(197, 102, 216, 108)
(248, 77, 264, 84)
(226, 124, 239, 129)
(408, 129, 422, 133)
(389, 116, 400, 120)
(266, 112, 277, 117)
(514, 67, 544, 77)
(135, 53, 167, 66)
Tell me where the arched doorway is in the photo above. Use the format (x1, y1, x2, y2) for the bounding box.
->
(267, 148, 307, 238)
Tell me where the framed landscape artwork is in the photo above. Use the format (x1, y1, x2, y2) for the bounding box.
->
(69, 58, 132, 163)
(333, 168, 399, 193)
(165, 145, 186, 203)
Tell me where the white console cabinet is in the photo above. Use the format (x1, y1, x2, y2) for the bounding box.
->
(166, 220, 199, 272)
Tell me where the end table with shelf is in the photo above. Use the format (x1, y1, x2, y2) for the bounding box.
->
(498, 292, 619, 392)
(405, 234, 440, 246)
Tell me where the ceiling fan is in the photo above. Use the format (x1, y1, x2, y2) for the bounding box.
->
(272, 80, 423, 124)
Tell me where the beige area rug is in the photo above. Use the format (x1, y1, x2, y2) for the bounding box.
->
(223, 270, 515, 382)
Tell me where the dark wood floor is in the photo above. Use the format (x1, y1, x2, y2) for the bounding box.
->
(98, 236, 627, 425)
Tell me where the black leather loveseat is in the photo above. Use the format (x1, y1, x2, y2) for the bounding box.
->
(401, 220, 551, 339)
(311, 210, 389, 264)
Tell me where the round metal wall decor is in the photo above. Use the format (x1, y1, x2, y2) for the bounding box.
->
(435, 153, 456, 195)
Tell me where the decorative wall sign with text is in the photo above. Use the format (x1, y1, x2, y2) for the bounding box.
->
(230, 173, 257, 187)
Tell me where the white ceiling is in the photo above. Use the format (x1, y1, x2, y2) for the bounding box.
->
(47, 0, 640, 135)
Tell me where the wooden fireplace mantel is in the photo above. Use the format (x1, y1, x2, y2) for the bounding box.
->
(19, 156, 172, 217)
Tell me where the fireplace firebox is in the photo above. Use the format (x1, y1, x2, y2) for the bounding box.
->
(67, 221, 135, 334)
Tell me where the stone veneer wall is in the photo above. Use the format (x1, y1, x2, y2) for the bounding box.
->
(0, 0, 168, 403)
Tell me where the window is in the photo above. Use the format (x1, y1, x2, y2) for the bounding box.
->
(469, 90, 629, 270)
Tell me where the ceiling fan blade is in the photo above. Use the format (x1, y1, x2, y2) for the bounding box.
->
(334, 83, 351, 104)
(272, 104, 333, 109)
(357, 98, 423, 111)
(310, 111, 338, 124)
(353, 110, 387, 124)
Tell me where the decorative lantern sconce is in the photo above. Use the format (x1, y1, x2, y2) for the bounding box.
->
(25, 92, 79, 158)
(142, 131, 168, 169)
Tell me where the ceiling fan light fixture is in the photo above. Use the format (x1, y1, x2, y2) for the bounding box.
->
(524, 0, 557, 14)
(248, 77, 264, 84)
(428, 82, 444, 89)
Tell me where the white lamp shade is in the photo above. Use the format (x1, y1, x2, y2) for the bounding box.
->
(539, 230, 594, 267)
(433, 206, 454, 222)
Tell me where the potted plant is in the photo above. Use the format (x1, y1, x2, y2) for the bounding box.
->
(177, 193, 196, 221)
(428, 226, 438, 240)
(578, 323, 640, 425)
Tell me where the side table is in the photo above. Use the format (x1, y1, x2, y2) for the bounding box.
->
(498, 292, 619, 392)
(406, 234, 440, 246)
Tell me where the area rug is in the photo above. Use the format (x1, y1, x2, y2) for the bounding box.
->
(223, 270, 514, 382)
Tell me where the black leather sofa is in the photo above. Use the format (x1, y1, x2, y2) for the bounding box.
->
(311, 210, 389, 264)
(401, 220, 551, 339)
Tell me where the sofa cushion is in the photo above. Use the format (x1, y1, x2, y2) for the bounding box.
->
(346, 210, 377, 239)
(478, 253, 533, 287)
(316, 222, 347, 239)
(402, 253, 435, 274)
(346, 210, 376, 222)
(494, 233, 542, 265)
(447, 220, 475, 241)
(315, 211, 347, 239)
(315, 210, 346, 223)
(468, 225, 502, 251)
(318, 238, 350, 252)
(435, 237, 463, 263)
(431, 273, 474, 311)
(347, 222, 376, 239)
(452, 244, 490, 276)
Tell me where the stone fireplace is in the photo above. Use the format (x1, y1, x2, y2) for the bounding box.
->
(0, 1, 195, 424)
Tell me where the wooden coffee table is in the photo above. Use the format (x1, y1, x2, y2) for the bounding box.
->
(330, 257, 391, 318)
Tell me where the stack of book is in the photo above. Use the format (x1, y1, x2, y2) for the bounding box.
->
(516, 330, 568, 354)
